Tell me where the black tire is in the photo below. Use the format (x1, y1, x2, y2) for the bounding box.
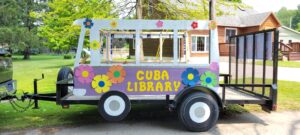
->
(98, 91, 131, 122)
(178, 92, 219, 132)
(57, 67, 73, 97)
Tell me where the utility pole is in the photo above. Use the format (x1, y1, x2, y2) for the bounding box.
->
(209, 0, 216, 63)
(136, 0, 144, 61)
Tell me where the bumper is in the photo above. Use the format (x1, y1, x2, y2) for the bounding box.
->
(0, 80, 17, 95)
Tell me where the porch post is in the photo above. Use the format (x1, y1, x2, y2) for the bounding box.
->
(159, 32, 163, 61)
(173, 29, 178, 64)
(135, 30, 141, 64)
(185, 32, 189, 63)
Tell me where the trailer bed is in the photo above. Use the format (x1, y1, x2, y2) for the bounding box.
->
(58, 86, 266, 105)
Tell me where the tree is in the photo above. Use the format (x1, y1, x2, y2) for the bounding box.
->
(0, 0, 43, 59)
(292, 5, 300, 30)
(276, 7, 297, 28)
(39, 0, 115, 52)
(114, 0, 247, 20)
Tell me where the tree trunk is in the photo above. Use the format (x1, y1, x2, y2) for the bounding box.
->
(23, 47, 30, 60)
(136, 0, 144, 61)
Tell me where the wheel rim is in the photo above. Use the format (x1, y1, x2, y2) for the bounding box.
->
(189, 102, 211, 123)
(104, 95, 126, 116)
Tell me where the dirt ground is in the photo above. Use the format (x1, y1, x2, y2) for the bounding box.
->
(2, 109, 300, 135)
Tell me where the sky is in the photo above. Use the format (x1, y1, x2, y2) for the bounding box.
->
(243, 0, 300, 12)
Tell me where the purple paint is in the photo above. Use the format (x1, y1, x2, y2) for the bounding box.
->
(74, 66, 219, 96)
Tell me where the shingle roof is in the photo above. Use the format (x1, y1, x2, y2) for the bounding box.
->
(216, 12, 273, 27)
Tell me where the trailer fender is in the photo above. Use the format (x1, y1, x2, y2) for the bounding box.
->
(172, 86, 223, 109)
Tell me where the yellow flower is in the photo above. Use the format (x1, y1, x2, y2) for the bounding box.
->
(91, 75, 112, 93)
(110, 21, 118, 28)
(90, 40, 100, 50)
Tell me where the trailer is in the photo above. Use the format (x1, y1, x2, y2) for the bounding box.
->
(10, 15, 278, 132)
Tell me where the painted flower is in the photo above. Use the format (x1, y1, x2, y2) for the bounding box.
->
(210, 62, 219, 71)
(156, 20, 163, 28)
(75, 65, 94, 84)
(92, 75, 112, 93)
(209, 20, 217, 30)
(90, 40, 100, 50)
(110, 20, 118, 28)
(83, 18, 94, 29)
(191, 21, 198, 29)
(107, 65, 126, 83)
(181, 68, 200, 86)
(200, 71, 217, 88)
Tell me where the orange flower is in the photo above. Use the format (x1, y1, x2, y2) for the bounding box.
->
(107, 65, 126, 83)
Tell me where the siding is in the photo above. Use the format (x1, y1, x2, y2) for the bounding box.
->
(188, 30, 209, 57)
(260, 15, 280, 30)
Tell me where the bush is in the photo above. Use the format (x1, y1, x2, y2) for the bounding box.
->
(63, 54, 73, 59)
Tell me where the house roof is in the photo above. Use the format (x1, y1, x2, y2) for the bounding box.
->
(280, 26, 300, 35)
(216, 12, 277, 27)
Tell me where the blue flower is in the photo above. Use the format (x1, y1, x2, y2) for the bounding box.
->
(181, 68, 200, 86)
(83, 18, 94, 29)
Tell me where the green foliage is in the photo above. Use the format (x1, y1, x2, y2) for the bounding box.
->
(133, 0, 247, 20)
(63, 54, 73, 59)
(0, 0, 22, 26)
(0, 0, 44, 59)
(39, 0, 116, 51)
(292, 5, 300, 30)
(276, 5, 300, 31)
(0, 27, 40, 53)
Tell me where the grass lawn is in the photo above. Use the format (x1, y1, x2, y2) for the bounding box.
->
(255, 60, 300, 68)
(0, 54, 300, 131)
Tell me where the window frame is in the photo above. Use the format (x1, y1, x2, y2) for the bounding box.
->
(191, 34, 209, 53)
(225, 27, 237, 43)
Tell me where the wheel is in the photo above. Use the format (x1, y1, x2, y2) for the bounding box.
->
(57, 67, 73, 97)
(178, 92, 219, 132)
(98, 91, 131, 122)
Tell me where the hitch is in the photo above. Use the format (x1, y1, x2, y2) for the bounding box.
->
(33, 74, 45, 109)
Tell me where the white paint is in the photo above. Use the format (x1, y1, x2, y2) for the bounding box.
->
(173, 29, 178, 64)
(210, 29, 219, 63)
(73, 88, 86, 96)
(90, 28, 101, 66)
(73, 19, 210, 30)
(189, 102, 211, 123)
(104, 95, 126, 116)
(74, 27, 86, 67)
(135, 30, 140, 64)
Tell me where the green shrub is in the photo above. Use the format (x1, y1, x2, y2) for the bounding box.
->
(63, 54, 73, 59)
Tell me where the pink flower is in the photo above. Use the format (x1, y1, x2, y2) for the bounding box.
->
(156, 20, 163, 28)
(210, 62, 219, 71)
(75, 65, 94, 84)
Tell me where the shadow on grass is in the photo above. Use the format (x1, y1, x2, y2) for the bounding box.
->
(1, 103, 267, 133)
(12, 55, 64, 62)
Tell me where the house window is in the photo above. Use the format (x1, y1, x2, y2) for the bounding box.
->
(191, 36, 209, 52)
(225, 28, 237, 43)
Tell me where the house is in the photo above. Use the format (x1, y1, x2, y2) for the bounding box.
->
(279, 26, 300, 43)
(278, 26, 300, 61)
(126, 4, 281, 63)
